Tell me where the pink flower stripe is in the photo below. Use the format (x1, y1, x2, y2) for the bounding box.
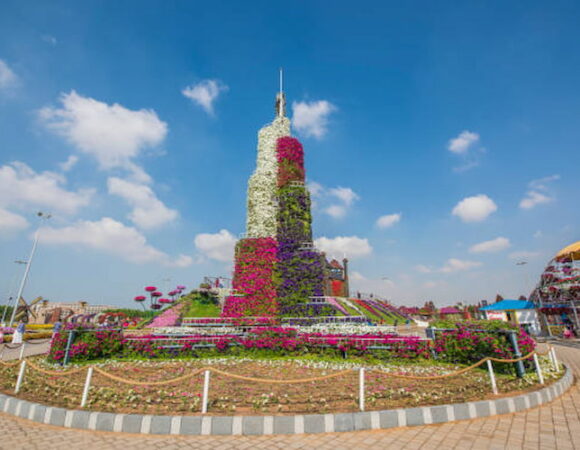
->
(148, 301, 187, 328)
(326, 297, 349, 315)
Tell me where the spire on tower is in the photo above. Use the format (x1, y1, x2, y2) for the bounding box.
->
(275, 67, 286, 118)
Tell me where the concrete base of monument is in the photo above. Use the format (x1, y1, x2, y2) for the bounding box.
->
(0, 367, 572, 435)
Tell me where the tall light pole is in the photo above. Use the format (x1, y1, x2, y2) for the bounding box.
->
(9, 212, 51, 325)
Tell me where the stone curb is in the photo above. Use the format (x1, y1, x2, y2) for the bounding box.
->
(0, 366, 572, 435)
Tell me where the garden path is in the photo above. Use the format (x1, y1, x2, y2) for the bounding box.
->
(0, 343, 578, 449)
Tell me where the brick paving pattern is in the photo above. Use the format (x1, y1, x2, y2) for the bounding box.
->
(0, 343, 578, 449)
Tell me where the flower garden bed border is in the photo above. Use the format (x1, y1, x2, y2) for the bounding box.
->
(0, 365, 571, 435)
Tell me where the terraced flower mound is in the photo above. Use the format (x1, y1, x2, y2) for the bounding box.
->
(0, 356, 562, 416)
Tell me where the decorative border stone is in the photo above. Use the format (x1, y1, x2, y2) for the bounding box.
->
(0, 366, 572, 435)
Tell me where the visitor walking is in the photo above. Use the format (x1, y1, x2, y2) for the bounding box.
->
(12, 321, 25, 344)
(53, 321, 62, 335)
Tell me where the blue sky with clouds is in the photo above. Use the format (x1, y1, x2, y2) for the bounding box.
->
(0, 0, 579, 307)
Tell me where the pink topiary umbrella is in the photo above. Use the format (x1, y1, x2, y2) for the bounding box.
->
(134, 296, 146, 302)
(145, 286, 157, 292)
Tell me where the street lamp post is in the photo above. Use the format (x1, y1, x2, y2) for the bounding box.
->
(9, 212, 51, 326)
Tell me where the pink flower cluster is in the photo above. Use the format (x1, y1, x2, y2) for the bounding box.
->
(276, 137, 305, 187)
(148, 301, 187, 328)
(222, 237, 279, 317)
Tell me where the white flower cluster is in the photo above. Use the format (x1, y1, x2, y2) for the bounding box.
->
(246, 116, 291, 238)
(154, 326, 241, 335)
(299, 324, 397, 335)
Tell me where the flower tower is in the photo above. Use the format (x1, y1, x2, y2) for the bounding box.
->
(222, 79, 325, 317)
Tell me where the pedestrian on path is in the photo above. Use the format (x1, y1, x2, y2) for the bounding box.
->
(12, 321, 24, 344)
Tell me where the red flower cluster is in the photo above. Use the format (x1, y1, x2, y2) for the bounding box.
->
(331, 280, 344, 296)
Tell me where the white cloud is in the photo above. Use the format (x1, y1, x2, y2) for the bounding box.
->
(452, 194, 497, 223)
(59, 155, 79, 172)
(469, 237, 511, 254)
(519, 191, 552, 209)
(529, 174, 560, 191)
(307, 181, 324, 198)
(324, 205, 346, 219)
(350, 271, 367, 282)
(415, 264, 432, 274)
(509, 251, 541, 260)
(39, 217, 191, 267)
(439, 258, 482, 273)
(314, 236, 372, 259)
(311, 182, 359, 219)
(376, 213, 402, 229)
(107, 177, 178, 230)
(41, 35, 57, 45)
(292, 100, 336, 139)
(0, 59, 18, 91)
(448, 130, 479, 154)
(182, 79, 228, 115)
(0, 208, 28, 233)
(39, 91, 167, 179)
(328, 187, 359, 206)
(519, 174, 559, 210)
(0, 162, 93, 214)
(194, 229, 237, 262)
(533, 230, 543, 239)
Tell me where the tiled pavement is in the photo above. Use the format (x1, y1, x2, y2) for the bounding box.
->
(0, 344, 578, 449)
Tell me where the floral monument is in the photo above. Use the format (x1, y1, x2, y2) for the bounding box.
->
(222, 87, 326, 317)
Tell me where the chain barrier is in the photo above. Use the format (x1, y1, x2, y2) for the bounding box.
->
(208, 367, 355, 384)
(92, 366, 206, 386)
(0, 360, 20, 367)
(26, 360, 86, 376)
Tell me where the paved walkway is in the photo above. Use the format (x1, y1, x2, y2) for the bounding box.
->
(0, 344, 578, 449)
(0, 340, 50, 361)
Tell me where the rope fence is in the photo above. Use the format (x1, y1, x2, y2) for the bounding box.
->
(2, 345, 562, 414)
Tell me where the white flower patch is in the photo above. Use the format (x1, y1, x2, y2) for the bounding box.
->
(299, 324, 397, 335)
(246, 116, 290, 238)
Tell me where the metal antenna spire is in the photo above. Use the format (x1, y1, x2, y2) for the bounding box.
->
(279, 67, 283, 93)
(275, 68, 286, 118)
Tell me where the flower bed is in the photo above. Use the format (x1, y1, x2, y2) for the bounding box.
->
(50, 325, 430, 363)
(2, 355, 563, 416)
(431, 320, 536, 370)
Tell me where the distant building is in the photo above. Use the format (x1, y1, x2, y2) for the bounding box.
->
(480, 299, 540, 335)
(29, 300, 115, 324)
(323, 257, 349, 297)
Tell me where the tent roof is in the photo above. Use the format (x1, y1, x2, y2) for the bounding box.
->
(555, 241, 580, 260)
(480, 299, 535, 311)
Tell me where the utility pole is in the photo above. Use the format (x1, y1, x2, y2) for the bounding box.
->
(9, 212, 51, 325)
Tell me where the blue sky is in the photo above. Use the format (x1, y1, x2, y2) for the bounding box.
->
(0, 0, 579, 307)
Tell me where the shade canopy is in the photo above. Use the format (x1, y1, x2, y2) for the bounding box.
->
(555, 241, 580, 261)
(480, 299, 535, 311)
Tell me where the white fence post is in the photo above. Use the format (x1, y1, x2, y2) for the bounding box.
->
(551, 348, 560, 371)
(486, 360, 498, 395)
(80, 367, 94, 408)
(14, 360, 26, 394)
(547, 347, 555, 369)
(0, 345, 4, 360)
(359, 368, 365, 411)
(201, 370, 210, 414)
(19, 342, 26, 360)
(533, 353, 545, 385)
